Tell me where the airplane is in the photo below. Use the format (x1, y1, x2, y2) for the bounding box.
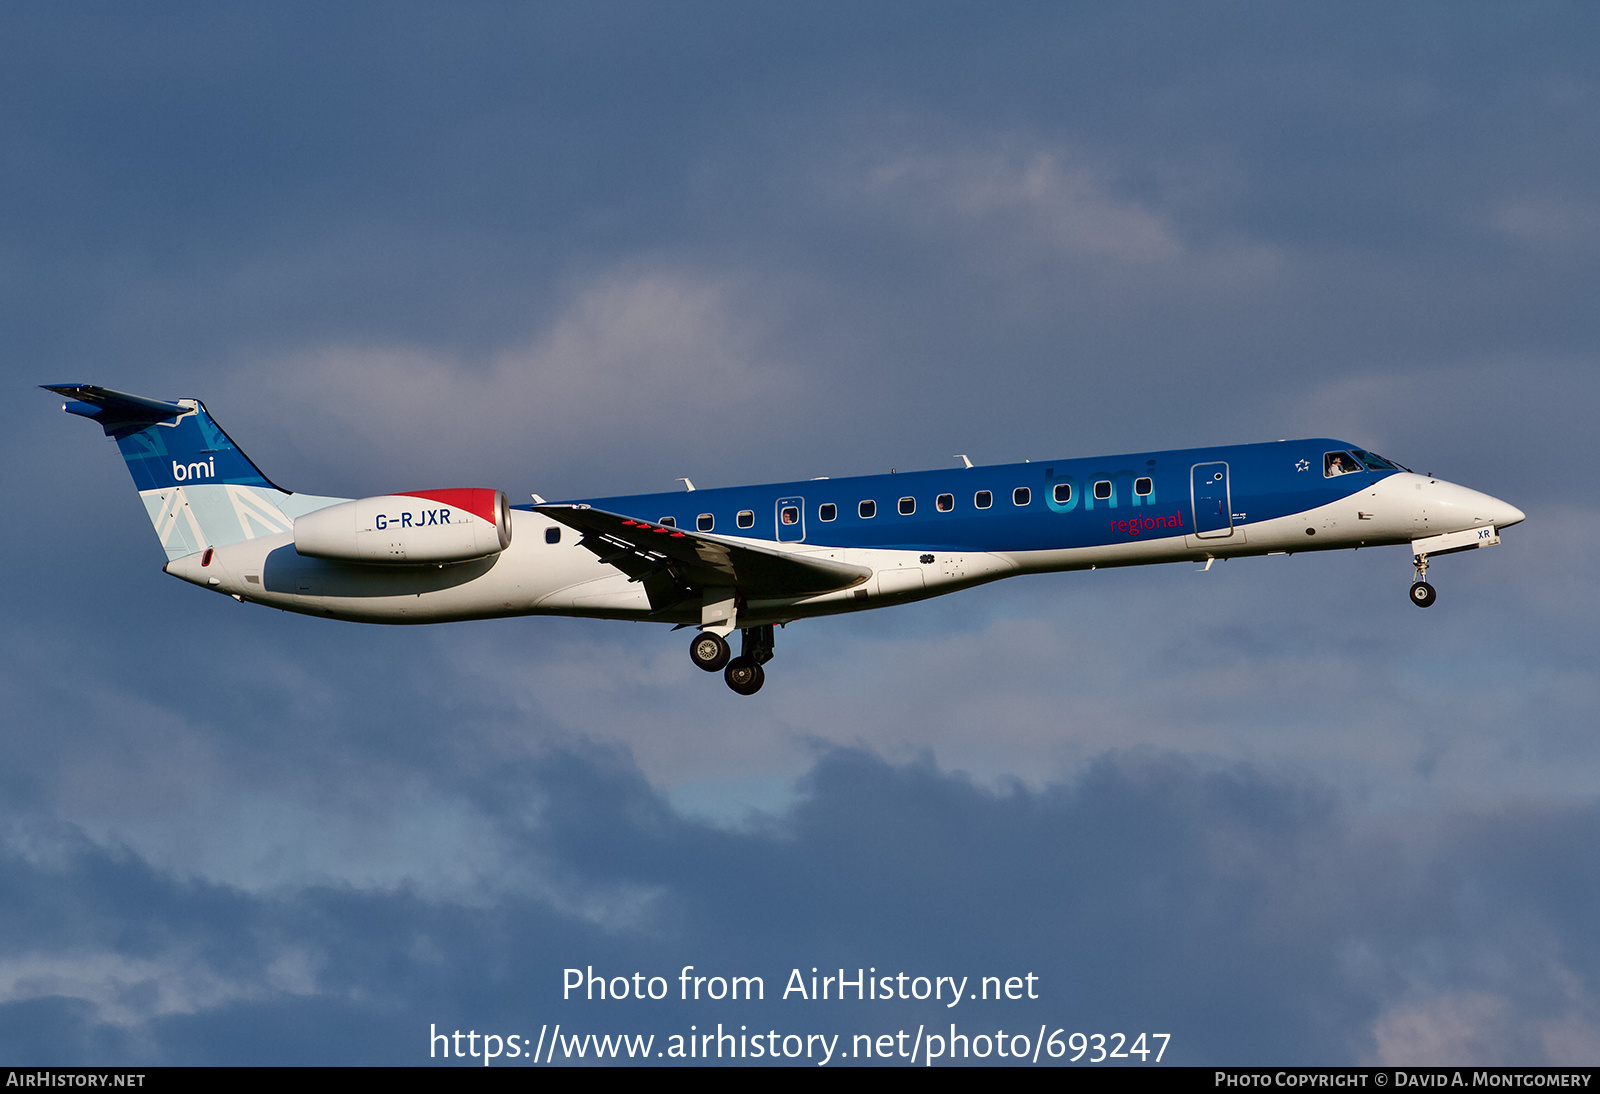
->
(45, 384, 1525, 695)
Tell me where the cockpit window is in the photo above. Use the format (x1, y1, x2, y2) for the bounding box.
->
(1324, 451, 1359, 477)
(1350, 448, 1401, 472)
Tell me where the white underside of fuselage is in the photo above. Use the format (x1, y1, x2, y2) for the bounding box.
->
(164, 472, 1517, 628)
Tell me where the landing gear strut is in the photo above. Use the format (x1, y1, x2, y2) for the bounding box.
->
(723, 625, 775, 696)
(1410, 553, 1437, 608)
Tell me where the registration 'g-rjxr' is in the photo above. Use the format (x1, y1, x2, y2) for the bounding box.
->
(47, 384, 1525, 696)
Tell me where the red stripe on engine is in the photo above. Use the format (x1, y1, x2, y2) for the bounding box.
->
(397, 488, 499, 523)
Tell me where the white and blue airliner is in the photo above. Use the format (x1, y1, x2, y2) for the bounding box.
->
(47, 384, 1524, 695)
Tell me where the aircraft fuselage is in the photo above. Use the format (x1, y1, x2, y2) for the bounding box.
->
(167, 439, 1521, 628)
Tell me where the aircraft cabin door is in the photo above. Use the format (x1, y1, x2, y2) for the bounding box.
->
(1191, 462, 1233, 539)
(775, 497, 805, 542)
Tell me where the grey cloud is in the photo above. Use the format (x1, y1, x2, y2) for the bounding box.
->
(2, 747, 1597, 1065)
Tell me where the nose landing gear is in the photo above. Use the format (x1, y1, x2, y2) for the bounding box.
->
(1410, 554, 1436, 608)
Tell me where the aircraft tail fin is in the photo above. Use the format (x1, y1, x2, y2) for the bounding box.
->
(44, 384, 338, 561)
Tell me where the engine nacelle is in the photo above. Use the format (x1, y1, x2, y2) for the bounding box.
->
(294, 489, 513, 564)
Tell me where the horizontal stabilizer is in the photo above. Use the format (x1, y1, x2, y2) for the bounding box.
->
(43, 384, 192, 437)
(536, 504, 871, 598)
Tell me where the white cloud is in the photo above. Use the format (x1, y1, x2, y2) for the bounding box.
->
(1366, 989, 1600, 1066)
(821, 122, 1282, 293)
(1490, 197, 1600, 250)
(860, 144, 1184, 264)
(0, 950, 299, 1028)
(1367, 990, 1518, 1064)
(1540, 1012, 1600, 1066)
(224, 268, 799, 491)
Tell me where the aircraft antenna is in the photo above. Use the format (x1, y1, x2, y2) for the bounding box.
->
(954, 454, 973, 469)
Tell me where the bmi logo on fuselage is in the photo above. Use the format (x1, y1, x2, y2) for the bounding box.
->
(171, 458, 215, 482)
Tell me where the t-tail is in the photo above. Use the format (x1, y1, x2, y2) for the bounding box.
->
(44, 384, 345, 561)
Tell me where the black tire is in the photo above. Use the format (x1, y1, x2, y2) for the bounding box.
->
(1409, 581, 1437, 608)
(690, 632, 731, 672)
(724, 656, 765, 695)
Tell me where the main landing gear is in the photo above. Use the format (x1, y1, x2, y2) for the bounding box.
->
(1409, 553, 1437, 608)
(689, 625, 775, 695)
(689, 631, 731, 671)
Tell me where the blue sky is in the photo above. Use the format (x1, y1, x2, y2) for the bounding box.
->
(3, 2, 1598, 1065)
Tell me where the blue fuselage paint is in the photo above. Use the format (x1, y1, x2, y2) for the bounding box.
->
(526, 439, 1391, 553)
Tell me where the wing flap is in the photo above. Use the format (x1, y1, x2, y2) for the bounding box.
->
(536, 504, 870, 598)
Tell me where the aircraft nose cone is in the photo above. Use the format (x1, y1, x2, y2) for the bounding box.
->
(1494, 498, 1526, 529)
(1429, 479, 1525, 531)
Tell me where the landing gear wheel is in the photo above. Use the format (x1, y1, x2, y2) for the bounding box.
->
(1409, 581, 1437, 608)
(724, 656, 765, 695)
(690, 632, 731, 672)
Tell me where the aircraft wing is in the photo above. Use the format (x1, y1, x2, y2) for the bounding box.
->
(534, 504, 871, 599)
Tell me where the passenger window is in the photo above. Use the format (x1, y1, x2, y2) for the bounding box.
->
(697, 514, 714, 532)
(1013, 487, 1030, 506)
(736, 510, 754, 529)
(1052, 483, 1072, 504)
(780, 506, 799, 525)
(899, 497, 915, 515)
(819, 503, 837, 522)
(545, 526, 561, 544)
(1324, 451, 1358, 477)
(936, 493, 954, 512)
(1135, 477, 1152, 497)
(1094, 480, 1112, 500)
(659, 516, 676, 528)
(859, 500, 876, 519)
(975, 490, 992, 509)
